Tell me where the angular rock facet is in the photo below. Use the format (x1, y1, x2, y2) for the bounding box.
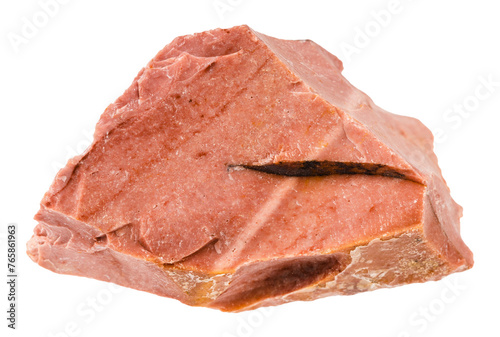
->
(27, 25, 473, 311)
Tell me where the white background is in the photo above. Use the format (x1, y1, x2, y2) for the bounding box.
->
(1, 0, 499, 336)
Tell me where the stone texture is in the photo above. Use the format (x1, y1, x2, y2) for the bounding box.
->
(27, 25, 473, 312)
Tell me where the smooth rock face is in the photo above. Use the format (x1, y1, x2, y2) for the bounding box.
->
(27, 25, 473, 312)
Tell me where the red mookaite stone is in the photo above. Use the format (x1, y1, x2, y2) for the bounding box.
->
(27, 25, 473, 311)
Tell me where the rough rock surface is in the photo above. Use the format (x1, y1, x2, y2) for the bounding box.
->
(27, 25, 473, 312)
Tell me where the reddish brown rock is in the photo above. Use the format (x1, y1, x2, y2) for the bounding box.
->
(27, 25, 473, 311)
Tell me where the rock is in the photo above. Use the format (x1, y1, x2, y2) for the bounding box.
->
(27, 25, 473, 312)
